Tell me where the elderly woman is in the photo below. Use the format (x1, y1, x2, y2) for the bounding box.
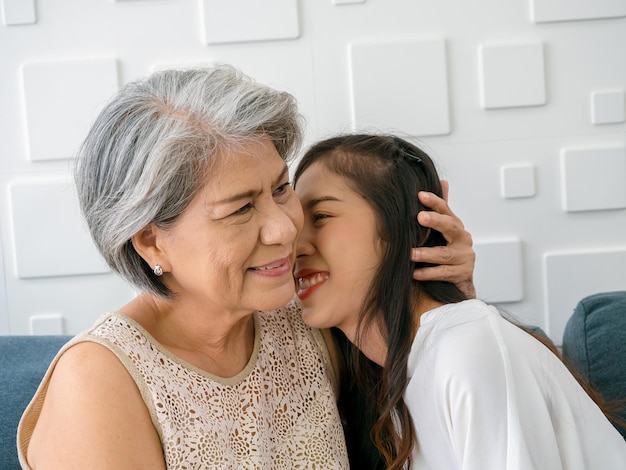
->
(17, 66, 474, 469)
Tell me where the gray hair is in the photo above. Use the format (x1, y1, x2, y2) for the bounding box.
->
(74, 64, 304, 297)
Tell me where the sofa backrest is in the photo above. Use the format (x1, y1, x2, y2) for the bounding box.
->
(562, 291, 626, 439)
(0, 335, 71, 469)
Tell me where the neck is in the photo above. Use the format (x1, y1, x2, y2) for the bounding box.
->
(343, 294, 444, 367)
(120, 292, 256, 377)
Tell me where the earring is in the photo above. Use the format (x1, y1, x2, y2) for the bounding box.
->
(153, 265, 163, 277)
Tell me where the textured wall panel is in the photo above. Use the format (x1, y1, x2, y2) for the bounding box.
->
(1, 0, 625, 336)
(530, 0, 626, 23)
(473, 239, 524, 303)
(591, 89, 625, 125)
(1, 0, 36, 25)
(560, 145, 626, 212)
(479, 42, 546, 109)
(30, 313, 65, 335)
(9, 178, 110, 279)
(349, 37, 450, 136)
(7, 273, 137, 335)
(544, 249, 626, 341)
(501, 164, 536, 199)
(21, 59, 119, 162)
(201, 0, 299, 44)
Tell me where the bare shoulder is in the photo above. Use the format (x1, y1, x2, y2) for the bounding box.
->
(27, 341, 165, 470)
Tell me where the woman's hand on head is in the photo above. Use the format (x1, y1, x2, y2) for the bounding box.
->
(411, 183, 476, 299)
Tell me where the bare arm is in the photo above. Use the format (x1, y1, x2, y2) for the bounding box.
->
(27, 342, 165, 470)
(412, 185, 476, 299)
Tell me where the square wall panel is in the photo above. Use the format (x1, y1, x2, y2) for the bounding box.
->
(544, 249, 626, 342)
(349, 37, 450, 136)
(21, 59, 119, 162)
(530, 0, 626, 23)
(501, 164, 536, 199)
(9, 178, 110, 279)
(1, 0, 36, 25)
(479, 42, 546, 110)
(201, 0, 299, 45)
(591, 89, 625, 125)
(560, 145, 626, 212)
(30, 313, 64, 335)
(474, 239, 524, 303)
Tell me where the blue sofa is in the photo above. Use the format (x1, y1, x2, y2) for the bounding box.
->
(562, 290, 626, 439)
(0, 335, 71, 469)
(1, 292, 624, 467)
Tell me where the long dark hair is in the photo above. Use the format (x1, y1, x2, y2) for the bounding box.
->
(294, 134, 467, 469)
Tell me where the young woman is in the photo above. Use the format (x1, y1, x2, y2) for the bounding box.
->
(293, 133, 626, 469)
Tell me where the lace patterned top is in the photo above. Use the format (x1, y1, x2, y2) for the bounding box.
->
(18, 299, 349, 469)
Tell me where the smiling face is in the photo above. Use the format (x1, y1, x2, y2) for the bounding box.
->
(294, 160, 383, 334)
(149, 138, 303, 317)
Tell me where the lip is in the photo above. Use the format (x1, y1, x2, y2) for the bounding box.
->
(293, 268, 319, 279)
(294, 268, 329, 300)
(249, 256, 292, 278)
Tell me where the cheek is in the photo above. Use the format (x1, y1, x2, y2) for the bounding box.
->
(337, 231, 380, 297)
(287, 197, 304, 234)
(199, 243, 251, 298)
(200, 232, 249, 278)
(348, 228, 380, 265)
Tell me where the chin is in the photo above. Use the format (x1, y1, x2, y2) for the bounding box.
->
(299, 305, 328, 329)
(257, 284, 296, 311)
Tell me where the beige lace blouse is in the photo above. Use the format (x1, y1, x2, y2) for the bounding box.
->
(18, 299, 349, 469)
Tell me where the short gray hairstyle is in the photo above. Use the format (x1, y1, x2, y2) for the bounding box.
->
(74, 64, 304, 297)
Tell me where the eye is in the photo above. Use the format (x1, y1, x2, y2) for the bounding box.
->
(312, 213, 331, 223)
(273, 182, 293, 200)
(232, 203, 253, 216)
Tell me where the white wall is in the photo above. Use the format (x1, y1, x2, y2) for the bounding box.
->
(1, 0, 625, 341)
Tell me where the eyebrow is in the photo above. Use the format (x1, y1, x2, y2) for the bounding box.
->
(304, 195, 341, 210)
(213, 166, 290, 205)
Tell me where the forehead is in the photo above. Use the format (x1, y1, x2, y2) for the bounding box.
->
(296, 161, 368, 207)
(206, 139, 285, 186)
(296, 161, 343, 194)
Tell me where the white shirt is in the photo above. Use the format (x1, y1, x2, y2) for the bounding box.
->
(405, 299, 626, 470)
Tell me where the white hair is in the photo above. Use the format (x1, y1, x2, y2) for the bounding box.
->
(74, 65, 304, 296)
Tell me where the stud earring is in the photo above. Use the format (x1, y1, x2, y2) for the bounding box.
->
(153, 265, 163, 277)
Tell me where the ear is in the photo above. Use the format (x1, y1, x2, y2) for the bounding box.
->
(131, 223, 169, 272)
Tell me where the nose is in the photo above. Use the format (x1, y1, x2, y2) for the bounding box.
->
(295, 217, 315, 259)
(260, 201, 299, 246)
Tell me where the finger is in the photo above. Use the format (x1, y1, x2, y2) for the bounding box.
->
(413, 263, 453, 281)
(412, 244, 474, 266)
(418, 191, 454, 217)
(412, 263, 469, 283)
(412, 246, 475, 290)
(417, 212, 468, 244)
(413, 265, 476, 298)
